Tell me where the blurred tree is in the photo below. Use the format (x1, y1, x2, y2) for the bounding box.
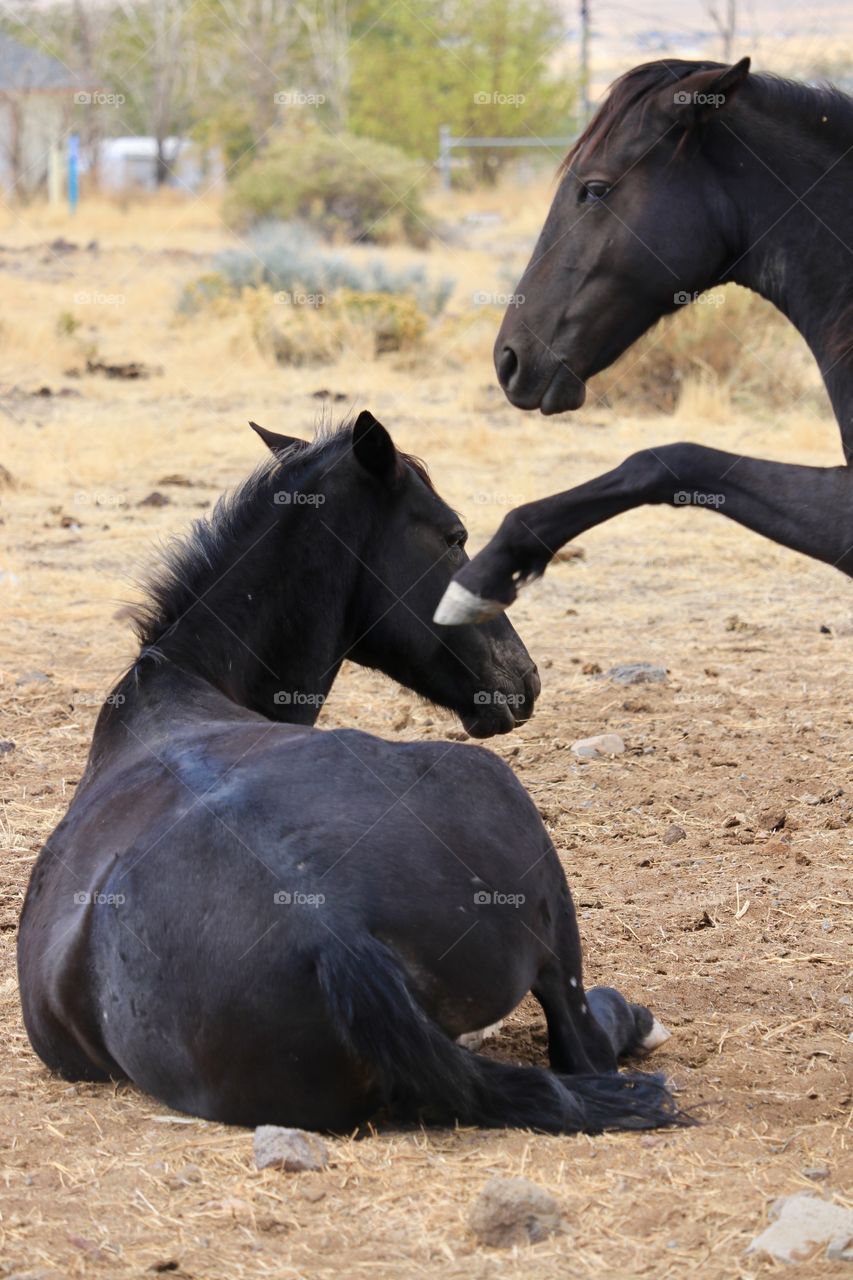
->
(296, 0, 351, 128)
(347, 0, 575, 180)
(192, 0, 303, 173)
(191, 0, 352, 171)
(105, 0, 198, 184)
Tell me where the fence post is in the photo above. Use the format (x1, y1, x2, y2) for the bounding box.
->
(437, 125, 452, 190)
(68, 133, 79, 214)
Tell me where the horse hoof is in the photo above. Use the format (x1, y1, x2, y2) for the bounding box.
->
(457, 1019, 504, 1050)
(640, 1016, 672, 1052)
(434, 581, 508, 626)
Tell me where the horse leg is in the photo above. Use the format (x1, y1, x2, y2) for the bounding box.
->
(585, 987, 671, 1059)
(533, 961, 618, 1074)
(435, 444, 853, 623)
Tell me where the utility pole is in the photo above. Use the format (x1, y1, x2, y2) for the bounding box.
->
(579, 0, 591, 127)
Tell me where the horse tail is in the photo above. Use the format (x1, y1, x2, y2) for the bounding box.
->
(315, 933, 686, 1134)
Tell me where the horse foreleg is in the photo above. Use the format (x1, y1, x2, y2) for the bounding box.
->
(434, 444, 853, 624)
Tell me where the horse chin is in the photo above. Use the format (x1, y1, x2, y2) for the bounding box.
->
(540, 370, 587, 415)
(460, 703, 517, 739)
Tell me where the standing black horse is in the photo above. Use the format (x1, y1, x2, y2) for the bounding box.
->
(435, 58, 853, 625)
(18, 412, 678, 1133)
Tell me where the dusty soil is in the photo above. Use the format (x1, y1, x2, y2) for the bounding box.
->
(1, 199, 851, 1279)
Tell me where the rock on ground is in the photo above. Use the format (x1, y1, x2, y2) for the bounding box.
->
(746, 1194, 853, 1263)
(606, 662, 668, 685)
(662, 824, 687, 845)
(757, 804, 787, 831)
(253, 1126, 329, 1173)
(469, 1177, 567, 1248)
(571, 732, 626, 759)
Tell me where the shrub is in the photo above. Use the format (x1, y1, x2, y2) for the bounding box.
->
(248, 288, 430, 365)
(223, 131, 431, 246)
(177, 224, 454, 318)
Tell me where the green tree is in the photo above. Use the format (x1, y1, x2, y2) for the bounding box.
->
(347, 0, 575, 180)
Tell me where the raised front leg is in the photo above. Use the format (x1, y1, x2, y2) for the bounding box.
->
(434, 444, 853, 624)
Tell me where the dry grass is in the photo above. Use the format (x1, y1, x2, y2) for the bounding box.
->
(1, 187, 852, 1280)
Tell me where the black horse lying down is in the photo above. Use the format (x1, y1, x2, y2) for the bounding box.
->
(18, 412, 680, 1133)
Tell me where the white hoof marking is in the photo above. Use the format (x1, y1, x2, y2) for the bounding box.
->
(457, 1019, 504, 1050)
(640, 1016, 672, 1052)
(433, 581, 508, 626)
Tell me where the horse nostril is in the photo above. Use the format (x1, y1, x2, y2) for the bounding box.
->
(496, 344, 519, 390)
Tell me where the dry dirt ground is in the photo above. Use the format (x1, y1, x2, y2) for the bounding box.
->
(0, 194, 851, 1278)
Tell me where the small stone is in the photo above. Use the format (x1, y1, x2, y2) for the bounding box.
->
(722, 815, 740, 828)
(469, 1177, 566, 1248)
(253, 1126, 329, 1172)
(581, 661, 602, 675)
(803, 1167, 830, 1181)
(746, 1193, 853, 1263)
(757, 806, 786, 831)
(606, 662, 668, 685)
(662, 824, 686, 845)
(138, 491, 171, 508)
(16, 670, 50, 686)
(570, 733, 625, 759)
(0, 740, 15, 754)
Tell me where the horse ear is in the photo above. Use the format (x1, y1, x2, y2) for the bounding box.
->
(665, 56, 751, 126)
(249, 421, 307, 454)
(351, 410, 397, 479)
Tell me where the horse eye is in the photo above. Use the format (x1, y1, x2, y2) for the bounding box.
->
(446, 529, 467, 549)
(579, 181, 610, 204)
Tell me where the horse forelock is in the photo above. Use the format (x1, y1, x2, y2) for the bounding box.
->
(561, 60, 726, 174)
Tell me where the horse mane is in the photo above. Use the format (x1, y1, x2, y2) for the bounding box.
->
(562, 59, 853, 173)
(131, 419, 434, 652)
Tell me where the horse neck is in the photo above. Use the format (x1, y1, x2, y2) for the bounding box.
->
(720, 103, 853, 456)
(129, 510, 361, 730)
